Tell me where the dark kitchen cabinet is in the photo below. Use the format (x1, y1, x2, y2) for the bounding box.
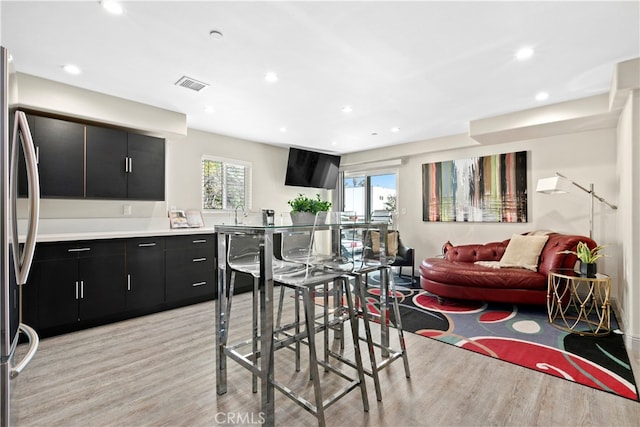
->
(32, 240, 126, 332)
(85, 127, 165, 200)
(125, 237, 165, 311)
(85, 125, 128, 199)
(18, 112, 165, 201)
(126, 133, 165, 200)
(19, 114, 84, 198)
(22, 232, 222, 338)
(165, 234, 216, 303)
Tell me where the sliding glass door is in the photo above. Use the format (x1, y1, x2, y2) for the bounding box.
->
(342, 171, 397, 222)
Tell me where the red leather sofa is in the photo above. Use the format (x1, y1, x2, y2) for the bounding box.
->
(420, 233, 597, 305)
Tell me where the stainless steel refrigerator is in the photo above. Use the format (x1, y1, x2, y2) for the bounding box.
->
(0, 45, 41, 427)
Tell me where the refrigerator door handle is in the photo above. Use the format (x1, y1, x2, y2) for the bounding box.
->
(10, 110, 40, 285)
(10, 323, 39, 378)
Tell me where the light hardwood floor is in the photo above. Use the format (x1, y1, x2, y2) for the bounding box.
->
(12, 290, 640, 427)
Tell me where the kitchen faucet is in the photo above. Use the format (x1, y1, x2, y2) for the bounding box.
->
(234, 205, 246, 225)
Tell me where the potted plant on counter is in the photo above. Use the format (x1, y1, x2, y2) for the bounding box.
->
(287, 193, 332, 225)
(560, 241, 606, 277)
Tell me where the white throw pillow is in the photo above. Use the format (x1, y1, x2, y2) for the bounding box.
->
(499, 234, 549, 271)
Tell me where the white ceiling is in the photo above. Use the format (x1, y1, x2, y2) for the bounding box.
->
(1, 1, 639, 154)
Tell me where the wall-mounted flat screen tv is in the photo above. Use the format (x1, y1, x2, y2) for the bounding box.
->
(284, 147, 341, 190)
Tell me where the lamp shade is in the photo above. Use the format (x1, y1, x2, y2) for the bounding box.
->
(536, 176, 573, 194)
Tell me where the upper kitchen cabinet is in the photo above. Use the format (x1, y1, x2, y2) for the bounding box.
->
(19, 114, 84, 198)
(85, 129, 165, 200)
(125, 133, 165, 200)
(19, 112, 166, 201)
(85, 127, 165, 200)
(85, 125, 128, 199)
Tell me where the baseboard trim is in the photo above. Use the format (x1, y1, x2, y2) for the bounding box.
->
(625, 334, 640, 356)
(612, 297, 640, 362)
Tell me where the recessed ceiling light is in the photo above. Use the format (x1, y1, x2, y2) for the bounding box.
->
(331, 141, 337, 146)
(204, 106, 215, 113)
(264, 72, 278, 83)
(516, 47, 534, 61)
(535, 92, 549, 101)
(101, 1, 124, 15)
(341, 105, 353, 113)
(209, 30, 223, 39)
(391, 127, 400, 133)
(279, 126, 287, 133)
(63, 64, 81, 75)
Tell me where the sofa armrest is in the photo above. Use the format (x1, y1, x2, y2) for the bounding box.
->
(537, 234, 598, 275)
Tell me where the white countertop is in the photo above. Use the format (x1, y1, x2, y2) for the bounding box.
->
(17, 217, 217, 243)
(33, 226, 216, 243)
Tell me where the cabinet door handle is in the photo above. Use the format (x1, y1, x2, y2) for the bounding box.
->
(68, 247, 91, 253)
(128, 157, 133, 173)
(124, 157, 129, 173)
(80, 281, 84, 299)
(75, 281, 79, 300)
(138, 242, 156, 247)
(192, 257, 207, 262)
(35, 146, 39, 164)
(192, 281, 207, 287)
(192, 239, 207, 244)
(127, 274, 131, 291)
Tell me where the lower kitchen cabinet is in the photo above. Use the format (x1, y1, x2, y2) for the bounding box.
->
(125, 237, 165, 311)
(21, 232, 253, 337)
(32, 240, 126, 332)
(165, 234, 216, 303)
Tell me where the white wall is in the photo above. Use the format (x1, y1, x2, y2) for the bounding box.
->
(617, 89, 640, 350)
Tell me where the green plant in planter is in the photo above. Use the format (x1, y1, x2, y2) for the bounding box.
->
(559, 241, 606, 264)
(287, 193, 332, 214)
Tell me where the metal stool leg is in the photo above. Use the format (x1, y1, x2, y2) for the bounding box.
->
(387, 270, 411, 378)
(342, 277, 370, 412)
(301, 286, 326, 426)
(251, 275, 259, 393)
(354, 274, 383, 401)
(323, 281, 330, 371)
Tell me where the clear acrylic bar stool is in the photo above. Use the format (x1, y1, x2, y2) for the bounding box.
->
(271, 211, 368, 426)
(344, 212, 411, 401)
(224, 212, 306, 392)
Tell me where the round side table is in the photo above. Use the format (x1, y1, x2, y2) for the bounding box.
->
(547, 268, 611, 336)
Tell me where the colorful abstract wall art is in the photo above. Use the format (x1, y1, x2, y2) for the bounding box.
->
(422, 151, 527, 222)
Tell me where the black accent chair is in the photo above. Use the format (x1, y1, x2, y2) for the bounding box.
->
(367, 210, 416, 281)
(391, 234, 415, 279)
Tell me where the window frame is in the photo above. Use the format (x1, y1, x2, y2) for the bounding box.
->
(201, 155, 252, 212)
(340, 167, 399, 221)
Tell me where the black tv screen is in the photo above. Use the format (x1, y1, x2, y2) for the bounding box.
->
(285, 147, 341, 190)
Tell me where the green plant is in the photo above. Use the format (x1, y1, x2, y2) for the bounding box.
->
(287, 193, 332, 214)
(559, 241, 606, 264)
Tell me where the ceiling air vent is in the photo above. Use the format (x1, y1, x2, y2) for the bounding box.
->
(174, 75, 209, 92)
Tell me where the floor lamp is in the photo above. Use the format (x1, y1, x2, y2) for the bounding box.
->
(536, 172, 618, 239)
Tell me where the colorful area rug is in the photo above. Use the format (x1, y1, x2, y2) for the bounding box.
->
(367, 269, 419, 289)
(365, 286, 639, 401)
